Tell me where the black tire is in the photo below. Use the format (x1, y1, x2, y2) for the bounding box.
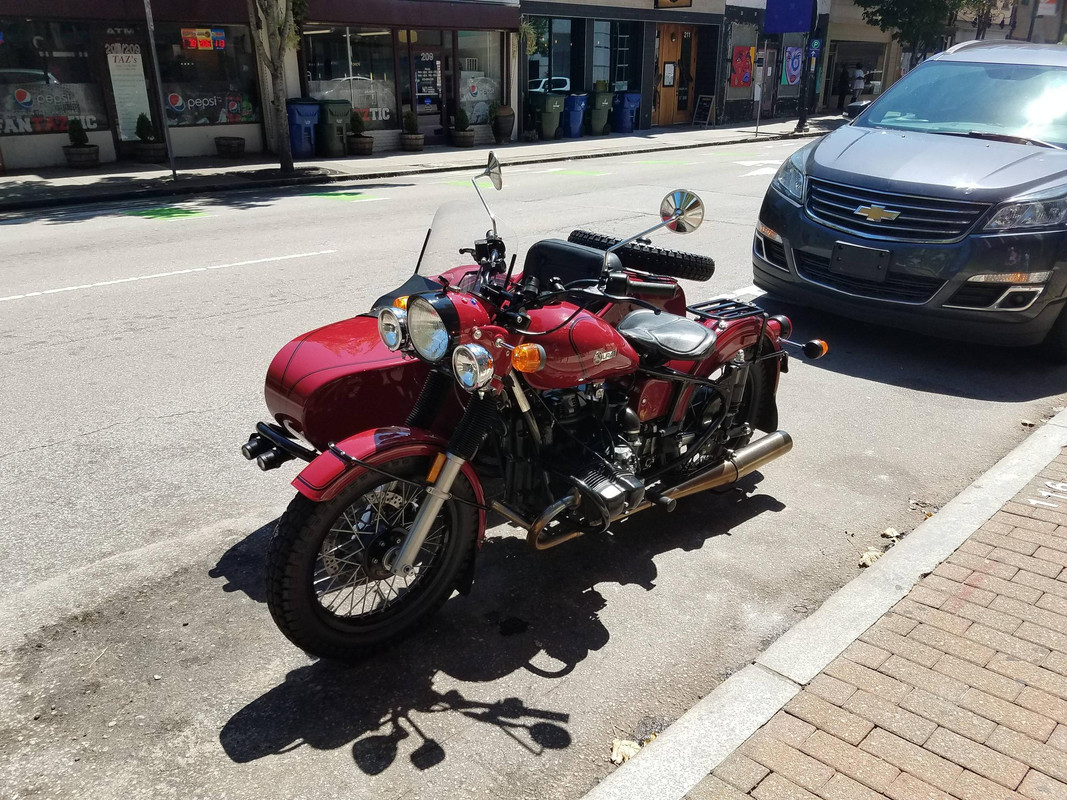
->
(568, 229, 715, 282)
(266, 455, 478, 662)
(1042, 303, 1067, 364)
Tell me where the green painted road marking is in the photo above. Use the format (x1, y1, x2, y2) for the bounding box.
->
(124, 206, 204, 220)
(305, 191, 381, 201)
(556, 169, 608, 176)
(635, 159, 691, 165)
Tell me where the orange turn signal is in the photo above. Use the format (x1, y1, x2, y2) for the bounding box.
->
(393, 295, 409, 310)
(512, 343, 546, 373)
(426, 452, 446, 483)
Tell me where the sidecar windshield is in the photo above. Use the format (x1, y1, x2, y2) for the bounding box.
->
(416, 198, 519, 286)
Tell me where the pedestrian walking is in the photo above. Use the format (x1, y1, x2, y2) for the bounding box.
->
(836, 65, 850, 110)
(850, 63, 865, 103)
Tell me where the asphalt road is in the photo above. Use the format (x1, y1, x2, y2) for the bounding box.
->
(2, 140, 1066, 799)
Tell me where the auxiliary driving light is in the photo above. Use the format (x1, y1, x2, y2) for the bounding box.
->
(452, 344, 495, 391)
(511, 343, 547, 373)
(377, 307, 408, 351)
(967, 271, 1051, 285)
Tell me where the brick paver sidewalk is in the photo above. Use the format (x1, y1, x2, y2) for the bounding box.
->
(688, 449, 1067, 800)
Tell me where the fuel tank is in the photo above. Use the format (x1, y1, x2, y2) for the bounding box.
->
(265, 314, 442, 451)
(520, 303, 639, 391)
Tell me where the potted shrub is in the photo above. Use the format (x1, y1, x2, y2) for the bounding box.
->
(346, 109, 374, 156)
(134, 113, 168, 163)
(63, 119, 99, 168)
(489, 102, 515, 144)
(450, 108, 475, 147)
(214, 135, 245, 158)
(400, 110, 424, 152)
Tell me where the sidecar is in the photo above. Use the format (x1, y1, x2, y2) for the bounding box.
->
(241, 269, 475, 470)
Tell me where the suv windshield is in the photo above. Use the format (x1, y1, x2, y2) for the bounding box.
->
(856, 60, 1067, 147)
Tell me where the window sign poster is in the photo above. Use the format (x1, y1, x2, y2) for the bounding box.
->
(730, 46, 754, 88)
(182, 28, 198, 49)
(196, 28, 213, 50)
(211, 28, 226, 49)
(663, 62, 676, 87)
(105, 42, 152, 140)
(782, 46, 802, 85)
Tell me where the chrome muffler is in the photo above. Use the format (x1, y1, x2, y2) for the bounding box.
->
(622, 430, 793, 517)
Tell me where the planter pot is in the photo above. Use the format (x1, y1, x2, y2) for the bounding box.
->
(450, 129, 475, 148)
(214, 136, 245, 158)
(491, 112, 515, 144)
(400, 133, 424, 152)
(62, 144, 100, 169)
(346, 134, 374, 156)
(135, 142, 168, 163)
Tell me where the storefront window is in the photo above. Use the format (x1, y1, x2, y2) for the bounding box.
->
(527, 18, 581, 93)
(612, 22, 639, 91)
(0, 20, 109, 136)
(155, 23, 260, 127)
(457, 31, 502, 124)
(592, 21, 611, 87)
(305, 26, 398, 130)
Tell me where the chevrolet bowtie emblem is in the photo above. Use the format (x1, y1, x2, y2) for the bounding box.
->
(855, 204, 901, 223)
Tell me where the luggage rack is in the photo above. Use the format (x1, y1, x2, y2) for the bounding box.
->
(687, 297, 765, 322)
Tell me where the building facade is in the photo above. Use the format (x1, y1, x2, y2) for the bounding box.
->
(1, 0, 264, 169)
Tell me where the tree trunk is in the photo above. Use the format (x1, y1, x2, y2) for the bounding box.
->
(270, 67, 294, 175)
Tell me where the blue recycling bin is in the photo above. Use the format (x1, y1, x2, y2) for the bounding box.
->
(611, 91, 641, 134)
(562, 93, 588, 138)
(286, 98, 320, 159)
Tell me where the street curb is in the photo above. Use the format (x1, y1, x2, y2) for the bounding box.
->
(0, 128, 828, 214)
(582, 409, 1067, 800)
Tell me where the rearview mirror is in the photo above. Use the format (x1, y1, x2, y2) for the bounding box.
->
(482, 152, 502, 191)
(659, 190, 704, 234)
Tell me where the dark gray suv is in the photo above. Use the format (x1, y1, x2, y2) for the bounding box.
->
(753, 41, 1067, 358)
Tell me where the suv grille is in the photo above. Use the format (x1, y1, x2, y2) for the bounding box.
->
(794, 250, 945, 304)
(806, 179, 990, 242)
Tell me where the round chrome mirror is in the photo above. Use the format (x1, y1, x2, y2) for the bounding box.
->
(483, 152, 502, 191)
(659, 189, 704, 233)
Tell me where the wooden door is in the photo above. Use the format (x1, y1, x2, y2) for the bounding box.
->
(654, 25, 699, 126)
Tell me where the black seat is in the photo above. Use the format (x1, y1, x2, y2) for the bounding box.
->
(523, 239, 622, 288)
(617, 309, 717, 361)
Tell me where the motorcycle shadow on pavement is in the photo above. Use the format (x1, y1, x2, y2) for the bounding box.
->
(756, 296, 1067, 402)
(216, 477, 783, 775)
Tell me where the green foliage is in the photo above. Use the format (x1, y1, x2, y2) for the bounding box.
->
(67, 118, 89, 147)
(349, 108, 365, 136)
(135, 112, 155, 143)
(402, 110, 420, 135)
(453, 107, 470, 132)
(521, 16, 549, 57)
(853, 0, 958, 52)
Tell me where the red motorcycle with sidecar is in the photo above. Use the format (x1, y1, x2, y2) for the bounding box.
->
(241, 154, 826, 660)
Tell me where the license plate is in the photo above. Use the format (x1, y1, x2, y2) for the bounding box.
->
(830, 242, 891, 283)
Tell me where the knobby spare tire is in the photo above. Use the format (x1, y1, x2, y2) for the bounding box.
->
(567, 229, 715, 282)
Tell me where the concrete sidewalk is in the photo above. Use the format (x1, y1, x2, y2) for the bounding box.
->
(585, 413, 1067, 800)
(0, 114, 845, 213)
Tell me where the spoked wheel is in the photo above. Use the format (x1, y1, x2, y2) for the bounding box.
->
(266, 456, 477, 661)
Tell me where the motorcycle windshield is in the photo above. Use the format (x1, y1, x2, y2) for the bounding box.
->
(416, 198, 520, 286)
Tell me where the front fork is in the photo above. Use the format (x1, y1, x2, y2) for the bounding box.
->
(386, 391, 497, 577)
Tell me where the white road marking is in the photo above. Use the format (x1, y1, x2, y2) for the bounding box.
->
(735, 159, 785, 167)
(741, 167, 779, 177)
(730, 284, 766, 300)
(0, 250, 338, 303)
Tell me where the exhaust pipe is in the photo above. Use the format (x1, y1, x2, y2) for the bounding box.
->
(622, 430, 793, 518)
(491, 490, 583, 550)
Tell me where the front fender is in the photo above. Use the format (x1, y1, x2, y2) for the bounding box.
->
(291, 426, 487, 541)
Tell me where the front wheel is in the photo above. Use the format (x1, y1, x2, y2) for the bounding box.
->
(265, 455, 478, 661)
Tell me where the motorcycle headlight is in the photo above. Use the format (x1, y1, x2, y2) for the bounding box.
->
(772, 150, 807, 203)
(452, 344, 495, 391)
(407, 295, 457, 362)
(377, 307, 407, 351)
(984, 195, 1067, 232)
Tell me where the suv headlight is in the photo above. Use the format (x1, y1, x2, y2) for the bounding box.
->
(772, 151, 807, 203)
(452, 344, 494, 391)
(985, 195, 1067, 232)
(407, 296, 457, 362)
